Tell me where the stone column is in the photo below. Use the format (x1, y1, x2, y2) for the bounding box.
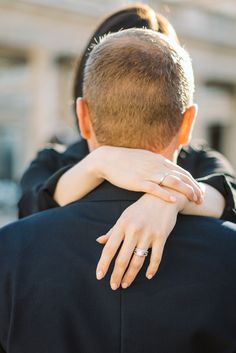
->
(224, 91, 236, 171)
(27, 48, 58, 161)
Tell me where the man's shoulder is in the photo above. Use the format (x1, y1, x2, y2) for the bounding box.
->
(0, 207, 68, 252)
(168, 215, 236, 285)
(176, 215, 236, 238)
(174, 215, 236, 263)
(0, 195, 121, 257)
(172, 215, 236, 262)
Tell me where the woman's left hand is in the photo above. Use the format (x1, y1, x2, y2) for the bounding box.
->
(96, 192, 187, 290)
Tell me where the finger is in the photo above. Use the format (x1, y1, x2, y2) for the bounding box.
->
(121, 241, 150, 288)
(172, 171, 203, 202)
(146, 241, 165, 279)
(96, 227, 113, 243)
(162, 175, 196, 202)
(164, 159, 202, 193)
(140, 181, 177, 203)
(96, 234, 110, 244)
(164, 158, 196, 180)
(96, 228, 124, 280)
(156, 169, 202, 203)
(110, 236, 137, 290)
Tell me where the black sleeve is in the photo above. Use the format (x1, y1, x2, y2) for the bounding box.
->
(18, 164, 73, 218)
(178, 144, 236, 223)
(0, 344, 5, 353)
(18, 147, 72, 218)
(18, 140, 89, 218)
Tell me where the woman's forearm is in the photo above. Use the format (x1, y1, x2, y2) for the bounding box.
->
(180, 183, 225, 218)
(54, 146, 204, 207)
(54, 150, 103, 206)
(179, 144, 236, 221)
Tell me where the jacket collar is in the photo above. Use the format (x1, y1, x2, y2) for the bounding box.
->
(79, 181, 143, 203)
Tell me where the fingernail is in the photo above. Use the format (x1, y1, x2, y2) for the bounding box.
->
(111, 283, 118, 290)
(193, 194, 197, 202)
(146, 274, 153, 280)
(96, 271, 104, 280)
(170, 196, 176, 202)
(96, 236, 103, 241)
(121, 282, 129, 289)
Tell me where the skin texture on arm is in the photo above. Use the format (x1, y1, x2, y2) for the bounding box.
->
(182, 182, 225, 218)
(54, 146, 202, 206)
(53, 145, 225, 220)
(18, 141, 236, 219)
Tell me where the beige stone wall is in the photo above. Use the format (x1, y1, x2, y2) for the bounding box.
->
(0, 0, 235, 179)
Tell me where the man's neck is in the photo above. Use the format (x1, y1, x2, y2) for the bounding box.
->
(87, 137, 180, 164)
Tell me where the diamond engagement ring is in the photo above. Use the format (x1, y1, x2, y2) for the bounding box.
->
(158, 172, 170, 186)
(134, 248, 149, 257)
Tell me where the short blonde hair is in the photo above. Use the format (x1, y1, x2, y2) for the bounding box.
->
(83, 28, 194, 151)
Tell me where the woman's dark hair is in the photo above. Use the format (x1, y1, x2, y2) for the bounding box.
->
(73, 4, 179, 129)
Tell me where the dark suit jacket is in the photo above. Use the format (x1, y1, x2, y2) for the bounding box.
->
(1, 183, 236, 353)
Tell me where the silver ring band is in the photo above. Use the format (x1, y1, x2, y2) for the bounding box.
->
(158, 172, 170, 186)
(134, 248, 149, 257)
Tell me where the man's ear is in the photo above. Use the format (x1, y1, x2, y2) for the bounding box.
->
(178, 104, 198, 146)
(76, 98, 92, 140)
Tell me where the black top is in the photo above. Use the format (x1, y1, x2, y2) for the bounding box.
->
(1, 183, 236, 353)
(18, 139, 236, 222)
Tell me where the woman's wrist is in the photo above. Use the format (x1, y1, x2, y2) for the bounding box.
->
(53, 150, 105, 206)
(159, 187, 188, 212)
(90, 146, 111, 180)
(181, 183, 225, 218)
(92, 146, 122, 181)
(141, 192, 187, 215)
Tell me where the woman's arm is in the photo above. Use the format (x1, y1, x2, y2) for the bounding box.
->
(96, 182, 226, 290)
(182, 182, 225, 218)
(19, 142, 233, 290)
(54, 146, 203, 206)
(178, 143, 236, 222)
(18, 148, 66, 218)
(52, 145, 230, 290)
(94, 145, 235, 290)
(18, 140, 88, 218)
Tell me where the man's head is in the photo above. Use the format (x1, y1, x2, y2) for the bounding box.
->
(77, 28, 197, 159)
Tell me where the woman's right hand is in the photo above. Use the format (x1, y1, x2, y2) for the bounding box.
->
(54, 145, 203, 206)
(96, 192, 185, 290)
(95, 146, 203, 203)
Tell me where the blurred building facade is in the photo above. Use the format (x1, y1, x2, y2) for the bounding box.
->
(0, 0, 236, 225)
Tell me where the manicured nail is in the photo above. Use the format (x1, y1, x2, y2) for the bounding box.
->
(146, 274, 153, 280)
(96, 271, 104, 280)
(96, 236, 103, 241)
(122, 282, 129, 289)
(111, 283, 118, 290)
(170, 196, 177, 202)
